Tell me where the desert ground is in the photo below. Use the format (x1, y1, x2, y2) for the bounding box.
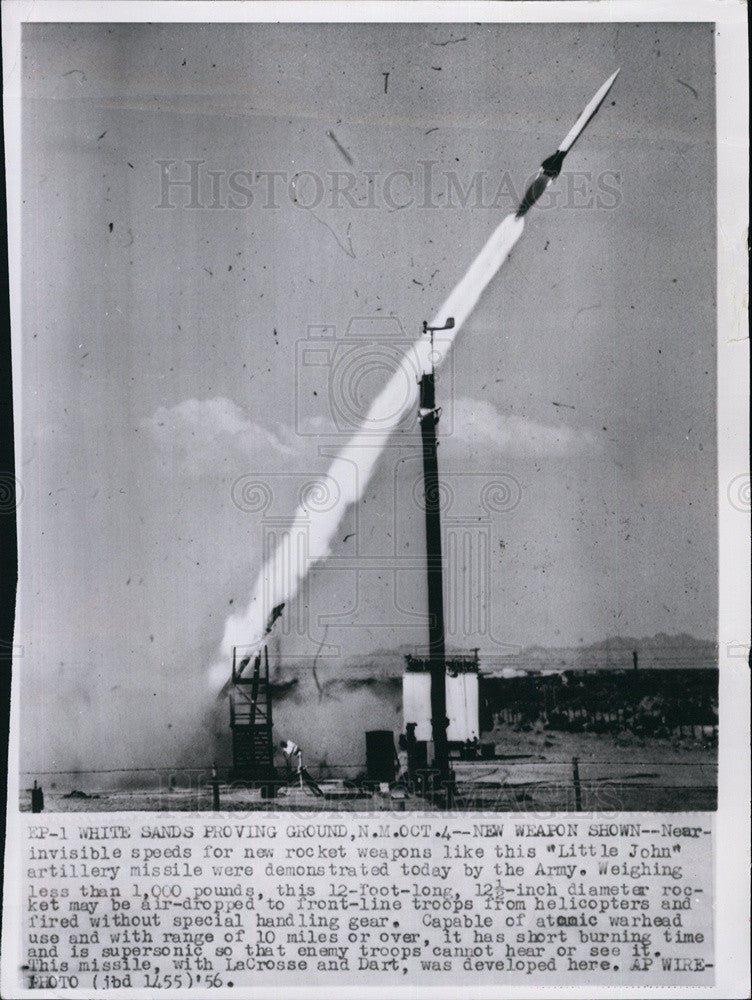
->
(21, 722, 716, 814)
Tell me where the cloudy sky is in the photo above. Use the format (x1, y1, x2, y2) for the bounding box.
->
(18, 21, 716, 773)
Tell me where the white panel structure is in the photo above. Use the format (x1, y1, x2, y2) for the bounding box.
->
(446, 672, 479, 742)
(402, 673, 432, 742)
(402, 671, 479, 743)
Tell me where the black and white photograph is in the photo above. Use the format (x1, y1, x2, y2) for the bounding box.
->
(1, 1, 749, 996)
(13, 17, 723, 812)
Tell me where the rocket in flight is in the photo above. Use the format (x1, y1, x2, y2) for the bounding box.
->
(515, 69, 620, 217)
(210, 71, 622, 695)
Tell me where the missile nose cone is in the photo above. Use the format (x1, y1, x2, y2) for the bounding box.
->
(606, 68, 621, 87)
(515, 70, 621, 217)
(599, 68, 621, 102)
(559, 68, 621, 154)
(592, 68, 621, 103)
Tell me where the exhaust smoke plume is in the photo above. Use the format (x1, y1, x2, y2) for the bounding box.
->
(209, 72, 622, 692)
(208, 213, 526, 691)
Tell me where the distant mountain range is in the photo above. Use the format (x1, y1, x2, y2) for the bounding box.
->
(273, 634, 717, 681)
(478, 633, 717, 675)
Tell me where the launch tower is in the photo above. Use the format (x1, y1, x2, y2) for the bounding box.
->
(229, 643, 276, 783)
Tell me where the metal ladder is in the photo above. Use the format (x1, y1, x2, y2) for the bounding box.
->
(229, 644, 276, 780)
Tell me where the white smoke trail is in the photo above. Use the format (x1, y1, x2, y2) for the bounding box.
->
(209, 212, 526, 690)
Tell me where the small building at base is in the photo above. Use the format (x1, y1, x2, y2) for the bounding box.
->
(402, 652, 480, 744)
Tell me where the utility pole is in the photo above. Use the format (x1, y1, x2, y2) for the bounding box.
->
(419, 318, 454, 791)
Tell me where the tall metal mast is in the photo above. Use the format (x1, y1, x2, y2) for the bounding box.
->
(419, 317, 454, 787)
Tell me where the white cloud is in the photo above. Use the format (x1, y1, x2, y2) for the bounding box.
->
(142, 397, 298, 475)
(445, 397, 600, 458)
(142, 394, 595, 479)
